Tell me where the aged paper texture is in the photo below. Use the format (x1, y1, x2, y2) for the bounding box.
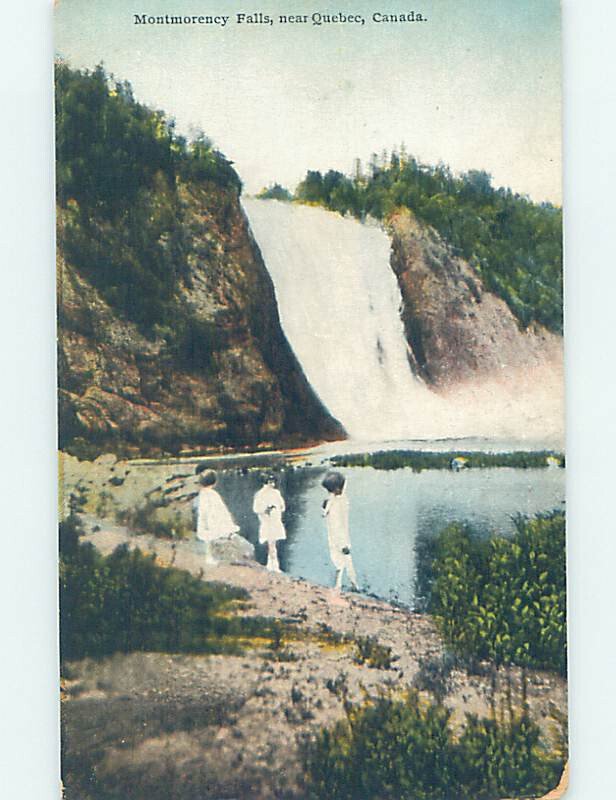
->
(55, 2, 567, 797)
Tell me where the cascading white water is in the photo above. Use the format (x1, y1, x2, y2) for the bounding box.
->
(242, 198, 564, 446)
(243, 198, 440, 440)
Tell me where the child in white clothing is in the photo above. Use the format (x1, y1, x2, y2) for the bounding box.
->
(194, 467, 239, 565)
(322, 471, 358, 591)
(253, 474, 286, 572)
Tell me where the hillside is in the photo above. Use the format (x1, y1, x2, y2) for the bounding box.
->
(294, 157, 563, 335)
(56, 64, 343, 457)
(388, 208, 562, 388)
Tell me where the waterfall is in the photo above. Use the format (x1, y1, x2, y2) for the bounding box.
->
(242, 198, 564, 446)
(243, 198, 440, 441)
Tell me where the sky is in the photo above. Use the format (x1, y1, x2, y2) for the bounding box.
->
(55, 0, 562, 202)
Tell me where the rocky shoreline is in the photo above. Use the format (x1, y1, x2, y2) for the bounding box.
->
(61, 520, 567, 800)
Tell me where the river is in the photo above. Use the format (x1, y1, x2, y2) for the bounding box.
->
(211, 460, 565, 609)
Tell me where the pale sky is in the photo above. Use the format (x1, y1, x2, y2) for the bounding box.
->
(55, 0, 562, 202)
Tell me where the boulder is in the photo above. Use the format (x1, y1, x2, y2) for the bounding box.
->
(210, 534, 255, 563)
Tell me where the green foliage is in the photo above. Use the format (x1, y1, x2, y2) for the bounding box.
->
(430, 512, 567, 674)
(115, 498, 192, 540)
(331, 449, 564, 472)
(256, 183, 294, 201)
(302, 689, 562, 800)
(454, 711, 560, 800)
(56, 61, 239, 331)
(58, 514, 292, 662)
(56, 62, 239, 218)
(178, 132, 240, 189)
(295, 155, 563, 332)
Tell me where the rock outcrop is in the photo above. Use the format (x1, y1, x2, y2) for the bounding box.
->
(57, 182, 344, 457)
(388, 208, 563, 388)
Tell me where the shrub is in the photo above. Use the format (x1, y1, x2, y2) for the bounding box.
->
(353, 636, 394, 670)
(115, 498, 192, 540)
(302, 689, 563, 800)
(430, 511, 567, 674)
(256, 183, 294, 201)
(59, 514, 254, 661)
(413, 652, 459, 702)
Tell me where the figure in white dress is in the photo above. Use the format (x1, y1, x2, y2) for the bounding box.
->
(253, 474, 286, 572)
(194, 467, 239, 565)
(322, 471, 358, 591)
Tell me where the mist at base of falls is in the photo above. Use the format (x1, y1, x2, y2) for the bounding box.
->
(242, 198, 564, 448)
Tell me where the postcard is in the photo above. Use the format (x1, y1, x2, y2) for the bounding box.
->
(55, 2, 567, 797)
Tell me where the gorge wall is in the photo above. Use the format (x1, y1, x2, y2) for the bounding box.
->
(57, 182, 344, 458)
(387, 208, 563, 389)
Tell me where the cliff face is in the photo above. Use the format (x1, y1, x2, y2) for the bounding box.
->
(387, 209, 563, 388)
(58, 182, 343, 457)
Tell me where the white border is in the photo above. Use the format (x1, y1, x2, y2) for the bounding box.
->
(1, 1, 615, 797)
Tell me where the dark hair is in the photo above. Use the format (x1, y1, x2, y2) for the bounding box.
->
(197, 468, 217, 487)
(322, 471, 345, 494)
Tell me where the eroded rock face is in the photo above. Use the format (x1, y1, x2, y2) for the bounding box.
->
(387, 208, 563, 388)
(57, 182, 344, 457)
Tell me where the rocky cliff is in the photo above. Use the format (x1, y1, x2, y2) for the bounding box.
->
(57, 181, 343, 458)
(387, 208, 563, 388)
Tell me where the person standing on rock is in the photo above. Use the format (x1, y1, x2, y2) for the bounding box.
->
(322, 471, 358, 592)
(253, 474, 286, 572)
(195, 467, 239, 565)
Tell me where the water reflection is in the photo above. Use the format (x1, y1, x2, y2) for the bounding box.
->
(213, 465, 565, 609)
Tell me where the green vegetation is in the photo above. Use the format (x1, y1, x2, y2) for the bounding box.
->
(305, 509, 567, 799)
(429, 511, 567, 675)
(59, 514, 280, 661)
(353, 635, 395, 670)
(295, 155, 563, 332)
(56, 61, 237, 340)
(256, 183, 293, 201)
(330, 449, 565, 472)
(115, 497, 193, 540)
(302, 688, 563, 800)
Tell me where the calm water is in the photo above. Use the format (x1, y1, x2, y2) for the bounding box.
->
(213, 465, 565, 609)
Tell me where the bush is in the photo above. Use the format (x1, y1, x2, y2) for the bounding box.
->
(430, 511, 567, 674)
(353, 636, 394, 670)
(302, 689, 563, 800)
(413, 652, 459, 702)
(115, 498, 192, 540)
(59, 514, 252, 661)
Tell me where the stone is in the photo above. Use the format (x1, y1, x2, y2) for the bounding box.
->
(210, 534, 255, 562)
